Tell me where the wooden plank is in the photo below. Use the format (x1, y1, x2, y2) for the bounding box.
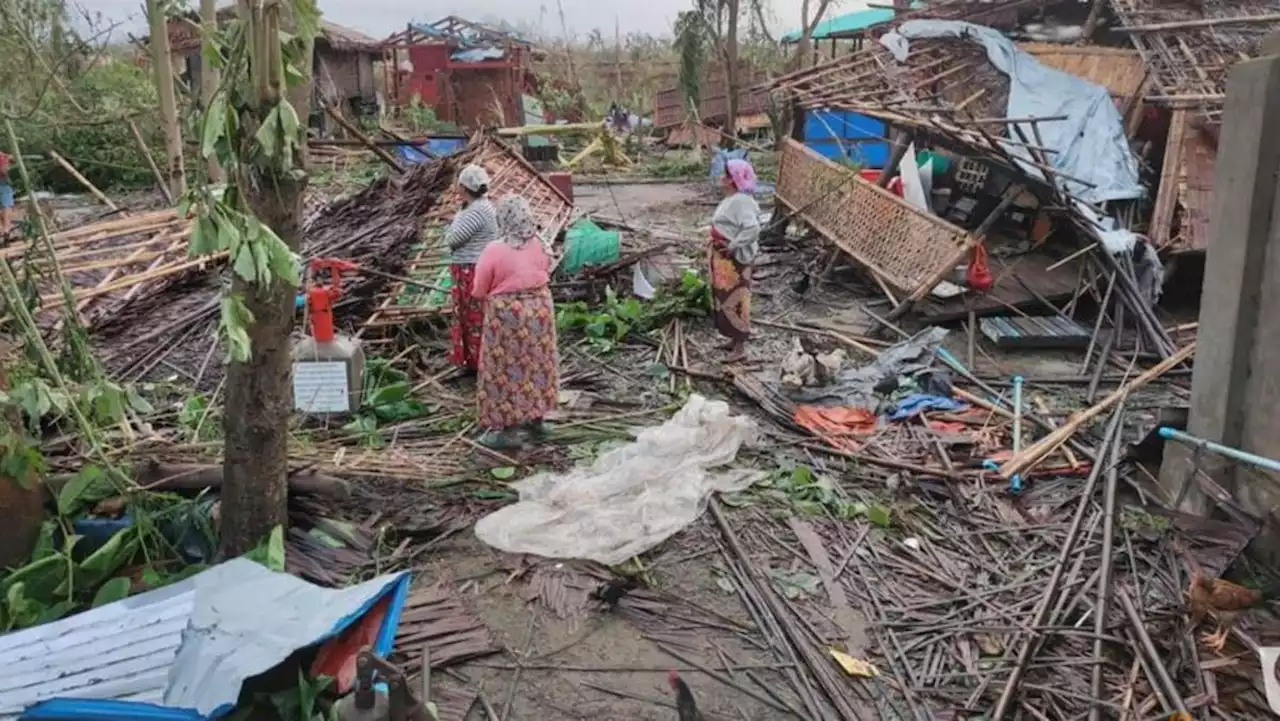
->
(1150, 109, 1189, 249)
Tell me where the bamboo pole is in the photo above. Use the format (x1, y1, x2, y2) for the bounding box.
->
(129, 120, 175, 205)
(47, 152, 119, 211)
(1123, 13, 1280, 33)
(321, 101, 405, 173)
(999, 342, 1196, 478)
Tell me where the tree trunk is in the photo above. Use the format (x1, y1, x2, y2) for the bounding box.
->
(218, 1, 314, 558)
(723, 0, 740, 150)
(796, 0, 813, 68)
(146, 0, 187, 199)
(792, 0, 832, 71)
(200, 0, 224, 184)
(0, 339, 44, 571)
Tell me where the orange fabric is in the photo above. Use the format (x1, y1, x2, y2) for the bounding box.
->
(794, 405, 877, 452)
(310, 595, 391, 692)
(967, 242, 994, 292)
(925, 420, 969, 435)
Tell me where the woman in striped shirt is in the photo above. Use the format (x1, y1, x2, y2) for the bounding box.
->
(445, 164, 500, 371)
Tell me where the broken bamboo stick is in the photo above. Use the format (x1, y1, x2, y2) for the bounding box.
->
(1123, 13, 1280, 33)
(321, 101, 406, 173)
(999, 342, 1195, 478)
(48, 151, 119, 211)
(129, 120, 174, 205)
(989, 407, 1123, 721)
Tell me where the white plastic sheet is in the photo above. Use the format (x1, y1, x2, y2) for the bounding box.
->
(474, 395, 762, 565)
(880, 21, 1143, 205)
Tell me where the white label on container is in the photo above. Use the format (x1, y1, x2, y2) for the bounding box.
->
(293, 361, 351, 413)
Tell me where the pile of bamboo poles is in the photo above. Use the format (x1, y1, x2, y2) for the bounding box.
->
(8, 209, 223, 327)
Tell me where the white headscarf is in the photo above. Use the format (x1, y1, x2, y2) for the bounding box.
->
(496, 195, 540, 249)
(459, 164, 490, 193)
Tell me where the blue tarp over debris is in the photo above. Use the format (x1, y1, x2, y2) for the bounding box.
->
(881, 21, 1144, 204)
(451, 47, 506, 62)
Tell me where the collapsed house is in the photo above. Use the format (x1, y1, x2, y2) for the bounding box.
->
(165, 10, 382, 130)
(29, 137, 572, 391)
(381, 17, 543, 130)
(763, 0, 1280, 356)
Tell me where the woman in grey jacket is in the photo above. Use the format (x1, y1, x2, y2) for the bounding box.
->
(445, 164, 500, 371)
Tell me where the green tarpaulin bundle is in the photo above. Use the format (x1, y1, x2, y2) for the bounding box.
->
(560, 217, 621, 275)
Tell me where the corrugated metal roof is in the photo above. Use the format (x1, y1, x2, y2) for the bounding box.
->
(0, 561, 412, 721)
(0, 578, 198, 720)
(781, 4, 922, 43)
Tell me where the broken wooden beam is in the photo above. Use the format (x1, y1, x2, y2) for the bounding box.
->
(321, 101, 406, 174)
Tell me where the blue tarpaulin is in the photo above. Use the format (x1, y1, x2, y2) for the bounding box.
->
(890, 394, 967, 421)
(451, 47, 505, 62)
(882, 21, 1144, 203)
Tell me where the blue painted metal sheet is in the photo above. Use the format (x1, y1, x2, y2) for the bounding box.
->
(802, 109, 889, 169)
(396, 137, 468, 165)
(0, 560, 412, 721)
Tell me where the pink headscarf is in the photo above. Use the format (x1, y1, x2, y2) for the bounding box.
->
(725, 158, 757, 194)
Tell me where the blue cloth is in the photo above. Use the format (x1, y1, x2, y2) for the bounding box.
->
(889, 394, 966, 421)
(0, 183, 13, 209)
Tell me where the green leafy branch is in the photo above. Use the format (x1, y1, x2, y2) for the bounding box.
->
(556, 269, 711, 352)
(181, 0, 318, 362)
(341, 358, 435, 447)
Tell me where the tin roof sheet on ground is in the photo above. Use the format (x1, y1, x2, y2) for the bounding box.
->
(0, 559, 410, 721)
(0, 576, 196, 720)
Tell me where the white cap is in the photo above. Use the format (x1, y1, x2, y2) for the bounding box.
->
(459, 164, 490, 192)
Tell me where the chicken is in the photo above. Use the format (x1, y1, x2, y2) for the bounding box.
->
(813, 348, 846, 386)
(590, 575, 642, 610)
(790, 272, 812, 296)
(780, 338, 816, 390)
(781, 337, 846, 389)
(1188, 567, 1265, 653)
(668, 670, 702, 721)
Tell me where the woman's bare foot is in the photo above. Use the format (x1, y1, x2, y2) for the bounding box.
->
(723, 344, 747, 363)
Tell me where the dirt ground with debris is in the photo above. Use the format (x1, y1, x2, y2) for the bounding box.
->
(396, 181, 1196, 720)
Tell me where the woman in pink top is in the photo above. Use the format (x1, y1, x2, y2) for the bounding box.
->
(471, 195, 559, 449)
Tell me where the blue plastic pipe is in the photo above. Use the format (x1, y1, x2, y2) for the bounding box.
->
(1158, 426, 1280, 473)
(1010, 376, 1025, 493)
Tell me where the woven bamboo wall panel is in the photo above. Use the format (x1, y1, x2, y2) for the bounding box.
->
(776, 139, 969, 293)
(1020, 43, 1146, 107)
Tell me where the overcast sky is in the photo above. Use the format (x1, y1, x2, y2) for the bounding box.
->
(76, 0, 865, 43)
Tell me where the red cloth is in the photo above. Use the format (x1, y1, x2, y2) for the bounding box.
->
(967, 243, 994, 292)
(472, 241, 551, 299)
(0, 152, 9, 179)
(449, 264, 484, 370)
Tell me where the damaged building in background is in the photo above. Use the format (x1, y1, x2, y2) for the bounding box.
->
(164, 9, 383, 132)
(381, 16, 544, 130)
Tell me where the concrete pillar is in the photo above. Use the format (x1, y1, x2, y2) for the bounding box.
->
(1159, 36, 1280, 553)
